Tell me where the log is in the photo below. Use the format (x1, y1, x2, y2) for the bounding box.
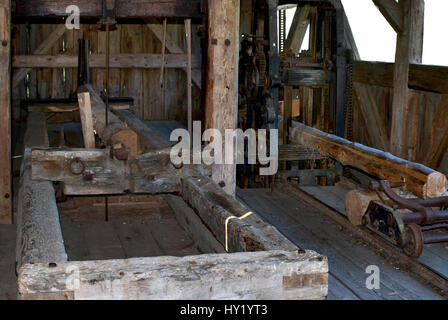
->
(16, 112, 67, 270)
(290, 121, 447, 198)
(345, 189, 382, 226)
(181, 176, 298, 252)
(113, 109, 172, 151)
(18, 250, 328, 300)
(28, 102, 130, 113)
(79, 84, 138, 156)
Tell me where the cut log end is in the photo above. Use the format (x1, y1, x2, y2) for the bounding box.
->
(425, 172, 448, 199)
(345, 189, 381, 226)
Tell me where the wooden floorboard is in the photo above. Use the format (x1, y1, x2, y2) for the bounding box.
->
(237, 188, 444, 300)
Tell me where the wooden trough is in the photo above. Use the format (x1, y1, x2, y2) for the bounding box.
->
(15, 112, 329, 300)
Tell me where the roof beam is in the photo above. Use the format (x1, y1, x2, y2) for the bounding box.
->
(372, 0, 403, 33)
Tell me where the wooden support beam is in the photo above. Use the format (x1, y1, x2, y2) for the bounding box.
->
(146, 24, 202, 89)
(113, 109, 172, 151)
(16, 113, 68, 270)
(30, 147, 205, 196)
(372, 0, 403, 33)
(290, 121, 447, 198)
(79, 84, 138, 155)
(12, 24, 66, 89)
(77, 92, 96, 149)
(285, 5, 310, 55)
(353, 61, 448, 94)
(390, 0, 424, 159)
(164, 194, 225, 254)
(205, 0, 240, 196)
(0, 1, 11, 224)
(28, 102, 130, 113)
(18, 250, 328, 300)
(185, 19, 192, 137)
(181, 175, 298, 252)
(12, 0, 203, 19)
(13, 53, 199, 69)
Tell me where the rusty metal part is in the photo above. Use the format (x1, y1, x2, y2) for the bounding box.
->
(69, 157, 85, 175)
(403, 224, 423, 258)
(423, 233, 448, 244)
(369, 180, 448, 225)
(109, 143, 130, 161)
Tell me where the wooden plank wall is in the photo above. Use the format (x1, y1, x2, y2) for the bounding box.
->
(11, 23, 202, 124)
(352, 82, 448, 173)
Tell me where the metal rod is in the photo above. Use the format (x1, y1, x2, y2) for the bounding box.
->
(105, 23, 110, 222)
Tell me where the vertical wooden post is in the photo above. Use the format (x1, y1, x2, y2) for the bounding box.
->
(205, 0, 240, 196)
(77, 92, 96, 149)
(185, 19, 192, 137)
(390, 0, 424, 159)
(0, 0, 10, 224)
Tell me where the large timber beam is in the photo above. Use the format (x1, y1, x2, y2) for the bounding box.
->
(18, 250, 328, 300)
(390, 0, 424, 159)
(30, 147, 205, 196)
(12, 0, 203, 19)
(16, 113, 68, 271)
(372, 0, 403, 33)
(13, 54, 199, 69)
(290, 121, 447, 199)
(0, 0, 11, 224)
(205, 0, 240, 196)
(285, 4, 310, 55)
(354, 61, 448, 94)
(78, 84, 138, 155)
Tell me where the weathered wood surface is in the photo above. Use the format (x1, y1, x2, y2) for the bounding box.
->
(164, 194, 226, 254)
(113, 109, 172, 151)
(372, 0, 403, 33)
(77, 92, 96, 149)
(30, 147, 205, 196)
(16, 112, 67, 270)
(12, 24, 66, 89)
(205, 0, 240, 196)
(28, 102, 130, 113)
(354, 61, 448, 94)
(390, 0, 424, 159)
(79, 84, 138, 155)
(290, 121, 447, 198)
(182, 176, 298, 253)
(18, 250, 328, 300)
(285, 5, 310, 55)
(0, 1, 11, 224)
(13, 54, 199, 69)
(13, 0, 203, 19)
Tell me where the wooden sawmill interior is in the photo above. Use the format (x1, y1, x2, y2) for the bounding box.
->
(0, 0, 447, 300)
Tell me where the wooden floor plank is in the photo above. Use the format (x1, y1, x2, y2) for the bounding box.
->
(237, 188, 443, 300)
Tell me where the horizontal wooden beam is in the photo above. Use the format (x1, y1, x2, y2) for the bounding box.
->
(182, 176, 299, 252)
(18, 250, 328, 300)
(13, 54, 199, 69)
(12, 0, 203, 19)
(290, 121, 447, 198)
(28, 102, 129, 113)
(353, 61, 448, 94)
(372, 0, 403, 33)
(30, 147, 204, 196)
